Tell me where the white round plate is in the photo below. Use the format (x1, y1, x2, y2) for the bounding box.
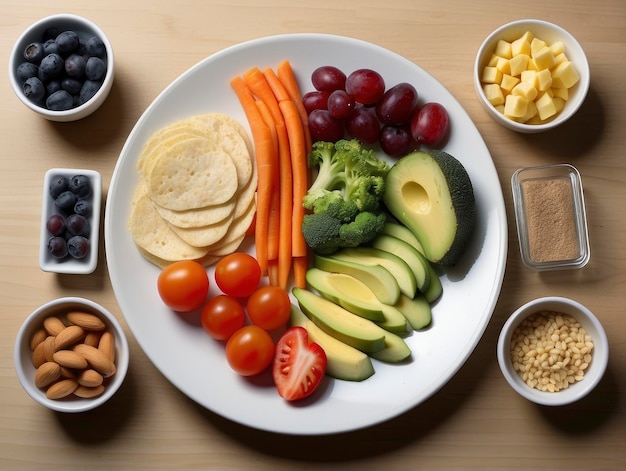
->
(105, 33, 507, 435)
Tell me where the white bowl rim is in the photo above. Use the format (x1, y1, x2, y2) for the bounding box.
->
(14, 296, 129, 413)
(497, 296, 608, 406)
(8, 13, 115, 121)
(473, 18, 590, 133)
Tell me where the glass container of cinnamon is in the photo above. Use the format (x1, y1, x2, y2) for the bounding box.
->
(511, 164, 590, 270)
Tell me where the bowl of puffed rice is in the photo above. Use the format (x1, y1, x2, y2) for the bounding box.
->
(497, 296, 608, 406)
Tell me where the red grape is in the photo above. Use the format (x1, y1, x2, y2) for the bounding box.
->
(311, 66, 346, 92)
(308, 109, 345, 142)
(302, 90, 330, 114)
(346, 106, 380, 144)
(345, 69, 385, 105)
(375, 82, 418, 125)
(379, 124, 414, 158)
(410, 102, 449, 147)
(327, 90, 355, 119)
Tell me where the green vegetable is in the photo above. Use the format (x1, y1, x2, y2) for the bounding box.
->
(301, 139, 390, 254)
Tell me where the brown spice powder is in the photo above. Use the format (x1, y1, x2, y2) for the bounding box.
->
(521, 177, 579, 263)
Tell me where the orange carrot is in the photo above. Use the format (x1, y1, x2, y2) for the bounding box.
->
(277, 60, 313, 153)
(243, 67, 284, 127)
(292, 256, 308, 289)
(263, 67, 291, 103)
(230, 76, 274, 275)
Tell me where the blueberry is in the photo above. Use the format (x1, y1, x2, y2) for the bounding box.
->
(43, 39, 59, 55)
(16, 62, 38, 83)
(78, 80, 101, 106)
(67, 235, 90, 259)
(74, 199, 92, 217)
(85, 36, 106, 59)
(55, 30, 79, 55)
(49, 175, 69, 198)
(39, 53, 64, 77)
(23, 77, 45, 102)
(48, 236, 68, 259)
(46, 79, 63, 96)
(46, 214, 66, 236)
(23, 42, 45, 63)
(55, 190, 77, 212)
(64, 54, 86, 77)
(46, 89, 74, 111)
(69, 175, 92, 198)
(61, 77, 82, 95)
(85, 57, 106, 81)
(66, 213, 90, 237)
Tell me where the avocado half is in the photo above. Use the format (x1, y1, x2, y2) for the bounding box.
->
(383, 150, 475, 265)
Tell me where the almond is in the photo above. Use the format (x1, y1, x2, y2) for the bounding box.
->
(59, 366, 77, 379)
(43, 336, 56, 362)
(74, 385, 105, 399)
(46, 379, 78, 399)
(98, 331, 116, 363)
(67, 311, 106, 331)
(31, 341, 46, 368)
(35, 361, 62, 388)
(29, 328, 47, 351)
(84, 331, 102, 348)
(53, 349, 88, 370)
(54, 325, 85, 350)
(78, 369, 104, 388)
(74, 344, 116, 378)
(43, 316, 66, 336)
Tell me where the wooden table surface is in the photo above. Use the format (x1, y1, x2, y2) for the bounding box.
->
(1, 0, 625, 469)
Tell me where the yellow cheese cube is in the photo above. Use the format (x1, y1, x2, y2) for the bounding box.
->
(495, 104, 505, 114)
(520, 70, 538, 86)
(512, 81, 538, 101)
(511, 38, 531, 57)
(482, 66, 503, 84)
(518, 31, 534, 45)
(530, 38, 547, 55)
(501, 74, 520, 91)
(553, 97, 566, 114)
(504, 95, 529, 118)
(554, 52, 569, 65)
(483, 83, 505, 106)
(509, 54, 530, 76)
(551, 61, 580, 88)
(532, 47, 556, 70)
(535, 92, 557, 120)
(535, 68, 553, 91)
(552, 86, 569, 100)
(549, 41, 565, 56)
(495, 40, 512, 59)
(496, 56, 511, 74)
(487, 54, 500, 67)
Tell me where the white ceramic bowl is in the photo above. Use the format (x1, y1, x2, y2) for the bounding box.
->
(8, 14, 114, 122)
(497, 297, 608, 406)
(473, 19, 589, 133)
(14, 297, 129, 413)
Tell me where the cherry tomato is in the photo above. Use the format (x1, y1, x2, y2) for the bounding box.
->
(246, 285, 291, 331)
(273, 327, 327, 401)
(157, 260, 209, 312)
(225, 325, 275, 376)
(200, 295, 245, 341)
(214, 253, 262, 298)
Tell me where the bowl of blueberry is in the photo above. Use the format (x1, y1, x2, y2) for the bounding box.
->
(9, 14, 114, 122)
(40, 168, 102, 274)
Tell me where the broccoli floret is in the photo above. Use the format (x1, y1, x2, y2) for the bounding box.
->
(303, 141, 347, 210)
(338, 212, 387, 248)
(301, 212, 343, 255)
(312, 192, 359, 223)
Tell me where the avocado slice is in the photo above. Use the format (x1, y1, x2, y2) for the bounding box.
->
(423, 262, 443, 304)
(331, 246, 418, 298)
(378, 305, 410, 334)
(289, 304, 375, 381)
(369, 330, 412, 363)
(293, 288, 386, 353)
(313, 254, 400, 305)
(370, 234, 430, 294)
(381, 222, 425, 255)
(394, 293, 432, 330)
(383, 150, 476, 265)
(305, 268, 385, 322)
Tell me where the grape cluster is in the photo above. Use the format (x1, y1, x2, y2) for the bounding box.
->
(303, 66, 450, 157)
(46, 174, 93, 260)
(16, 28, 107, 111)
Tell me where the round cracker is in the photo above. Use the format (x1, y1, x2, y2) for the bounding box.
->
(167, 211, 235, 247)
(154, 196, 237, 229)
(148, 139, 238, 211)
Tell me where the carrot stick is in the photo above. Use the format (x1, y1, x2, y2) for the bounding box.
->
(230, 76, 274, 275)
(292, 256, 308, 289)
(263, 67, 291, 103)
(277, 60, 313, 153)
(243, 67, 284, 127)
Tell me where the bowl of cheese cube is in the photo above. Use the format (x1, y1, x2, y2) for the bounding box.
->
(473, 19, 589, 133)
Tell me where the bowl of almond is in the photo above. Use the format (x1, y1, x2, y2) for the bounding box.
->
(14, 297, 129, 412)
(473, 19, 590, 133)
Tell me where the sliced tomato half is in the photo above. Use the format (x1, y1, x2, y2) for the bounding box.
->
(272, 327, 327, 401)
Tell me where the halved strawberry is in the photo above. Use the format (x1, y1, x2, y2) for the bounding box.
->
(272, 326, 327, 401)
